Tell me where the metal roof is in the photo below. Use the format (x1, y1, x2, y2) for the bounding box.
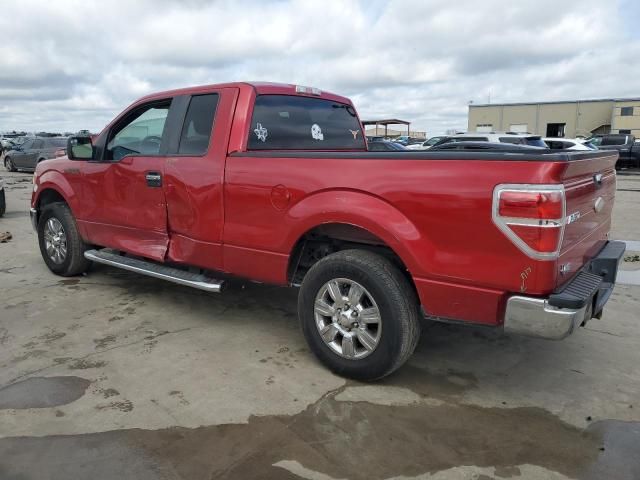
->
(362, 119, 411, 125)
(469, 97, 640, 108)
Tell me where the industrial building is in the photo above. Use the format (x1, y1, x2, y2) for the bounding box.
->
(468, 98, 640, 137)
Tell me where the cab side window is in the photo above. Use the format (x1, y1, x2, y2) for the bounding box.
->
(106, 100, 171, 161)
(178, 94, 219, 155)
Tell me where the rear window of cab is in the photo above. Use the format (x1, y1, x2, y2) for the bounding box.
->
(247, 95, 365, 150)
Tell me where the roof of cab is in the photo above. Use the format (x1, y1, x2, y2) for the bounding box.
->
(137, 81, 353, 105)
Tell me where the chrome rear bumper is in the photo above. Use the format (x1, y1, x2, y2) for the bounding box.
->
(504, 240, 625, 340)
(504, 296, 587, 340)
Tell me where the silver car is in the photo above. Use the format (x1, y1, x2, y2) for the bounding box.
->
(4, 137, 68, 172)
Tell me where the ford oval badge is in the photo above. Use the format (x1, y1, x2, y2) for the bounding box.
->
(593, 173, 603, 186)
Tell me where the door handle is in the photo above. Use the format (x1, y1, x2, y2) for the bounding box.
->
(146, 171, 162, 187)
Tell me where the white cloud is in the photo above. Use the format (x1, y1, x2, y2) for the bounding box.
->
(0, 0, 638, 135)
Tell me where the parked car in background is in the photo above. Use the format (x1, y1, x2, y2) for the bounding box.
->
(429, 142, 546, 152)
(367, 140, 408, 151)
(1, 137, 20, 152)
(432, 132, 549, 148)
(0, 178, 5, 217)
(543, 138, 596, 151)
(588, 134, 639, 169)
(393, 135, 423, 146)
(4, 137, 67, 172)
(405, 136, 449, 150)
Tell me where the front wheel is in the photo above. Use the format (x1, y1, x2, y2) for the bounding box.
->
(37, 202, 91, 276)
(298, 250, 421, 381)
(5, 157, 16, 172)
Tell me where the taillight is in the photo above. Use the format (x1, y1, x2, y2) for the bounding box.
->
(497, 191, 563, 219)
(493, 184, 565, 259)
(54, 149, 66, 158)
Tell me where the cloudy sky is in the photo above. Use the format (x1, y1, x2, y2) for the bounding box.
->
(1, 0, 639, 135)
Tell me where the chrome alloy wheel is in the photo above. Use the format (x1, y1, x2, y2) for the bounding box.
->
(314, 278, 382, 359)
(43, 217, 67, 264)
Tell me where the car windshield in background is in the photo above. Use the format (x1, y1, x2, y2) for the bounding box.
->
(499, 137, 524, 145)
(367, 141, 406, 151)
(524, 137, 548, 148)
(248, 95, 365, 150)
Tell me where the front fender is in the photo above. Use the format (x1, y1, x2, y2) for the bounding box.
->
(284, 189, 432, 276)
(32, 170, 80, 215)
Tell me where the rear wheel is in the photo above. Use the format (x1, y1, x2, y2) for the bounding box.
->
(4, 157, 15, 172)
(37, 202, 91, 276)
(298, 250, 421, 380)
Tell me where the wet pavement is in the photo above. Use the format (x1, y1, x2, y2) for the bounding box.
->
(1, 169, 640, 479)
(0, 376, 90, 409)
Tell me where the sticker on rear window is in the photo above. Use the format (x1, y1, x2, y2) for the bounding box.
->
(254, 123, 268, 142)
(311, 124, 324, 141)
(349, 129, 359, 140)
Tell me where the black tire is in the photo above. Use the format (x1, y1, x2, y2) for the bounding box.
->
(0, 189, 5, 217)
(5, 157, 16, 172)
(298, 249, 421, 381)
(37, 202, 91, 276)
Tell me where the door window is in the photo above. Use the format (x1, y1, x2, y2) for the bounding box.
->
(19, 139, 34, 151)
(32, 139, 45, 149)
(178, 94, 219, 155)
(107, 101, 171, 160)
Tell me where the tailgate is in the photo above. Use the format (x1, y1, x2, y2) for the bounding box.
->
(556, 151, 618, 287)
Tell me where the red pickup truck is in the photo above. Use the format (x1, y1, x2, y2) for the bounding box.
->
(30, 82, 624, 380)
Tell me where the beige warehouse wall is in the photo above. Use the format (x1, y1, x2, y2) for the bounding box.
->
(537, 103, 577, 136)
(613, 101, 640, 134)
(469, 100, 619, 137)
(575, 101, 615, 137)
(468, 106, 501, 131)
(500, 105, 537, 133)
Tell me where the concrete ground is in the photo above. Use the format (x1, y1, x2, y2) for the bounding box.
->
(1, 167, 639, 480)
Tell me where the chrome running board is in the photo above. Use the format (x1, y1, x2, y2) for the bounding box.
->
(84, 249, 224, 293)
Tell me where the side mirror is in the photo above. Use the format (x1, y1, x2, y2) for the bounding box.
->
(67, 136, 94, 160)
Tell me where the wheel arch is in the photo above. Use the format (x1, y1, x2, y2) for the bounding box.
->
(32, 173, 79, 226)
(284, 190, 427, 290)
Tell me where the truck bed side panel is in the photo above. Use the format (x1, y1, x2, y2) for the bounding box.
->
(223, 155, 572, 324)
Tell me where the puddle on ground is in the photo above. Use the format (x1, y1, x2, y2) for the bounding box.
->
(0, 372, 638, 479)
(0, 376, 90, 409)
